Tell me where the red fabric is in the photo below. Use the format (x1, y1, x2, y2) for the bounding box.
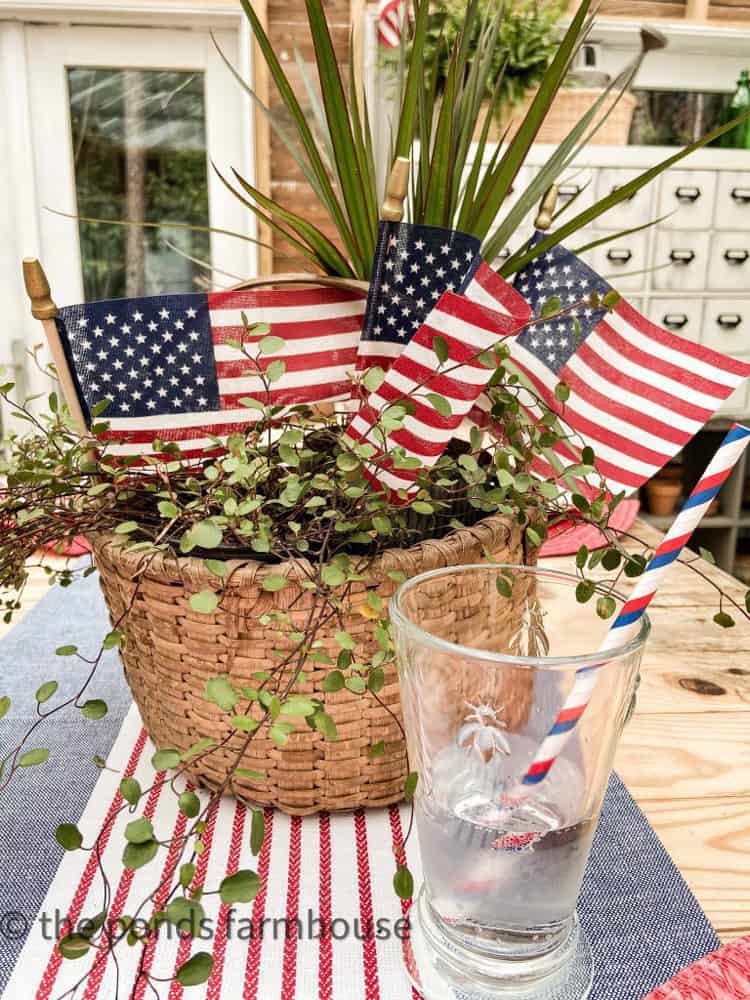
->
(39, 536, 91, 557)
(540, 499, 640, 558)
(642, 936, 750, 999)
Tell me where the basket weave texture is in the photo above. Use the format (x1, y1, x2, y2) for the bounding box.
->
(490, 88, 637, 146)
(92, 514, 526, 815)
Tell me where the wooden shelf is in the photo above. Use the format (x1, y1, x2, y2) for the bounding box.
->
(642, 429, 750, 577)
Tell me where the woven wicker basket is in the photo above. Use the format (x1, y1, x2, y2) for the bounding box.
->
(484, 88, 637, 146)
(92, 514, 528, 815)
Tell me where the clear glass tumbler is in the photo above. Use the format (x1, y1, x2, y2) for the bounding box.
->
(390, 565, 649, 1000)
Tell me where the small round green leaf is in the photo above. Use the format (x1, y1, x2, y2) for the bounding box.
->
(189, 521, 223, 550)
(119, 778, 141, 806)
(81, 699, 108, 720)
(250, 809, 265, 857)
(122, 839, 159, 871)
(177, 952, 214, 987)
(166, 896, 205, 935)
(55, 823, 83, 851)
(261, 575, 288, 592)
(19, 748, 49, 767)
(179, 862, 196, 888)
(321, 670, 345, 693)
(322, 565, 346, 588)
(219, 869, 260, 904)
(393, 865, 414, 901)
(125, 816, 154, 844)
(404, 771, 418, 802)
(178, 791, 201, 819)
(36, 681, 58, 704)
(204, 676, 239, 713)
(714, 611, 735, 629)
(58, 933, 91, 960)
(114, 521, 139, 534)
(151, 748, 181, 770)
(0, 696, 9, 720)
(596, 596, 617, 620)
(190, 590, 219, 614)
(55, 645, 78, 657)
(258, 334, 285, 355)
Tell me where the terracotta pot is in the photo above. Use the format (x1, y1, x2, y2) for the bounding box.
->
(645, 479, 682, 517)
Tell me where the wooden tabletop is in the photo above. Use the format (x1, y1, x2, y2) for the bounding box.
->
(543, 519, 750, 944)
(7, 525, 750, 942)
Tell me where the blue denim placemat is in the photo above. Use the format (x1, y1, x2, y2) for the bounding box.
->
(0, 574, 719, 999)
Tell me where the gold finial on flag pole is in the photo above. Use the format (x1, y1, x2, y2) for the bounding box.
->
(534, 184, 559, 233)
(23, 257, 58, 320)
(381, 157, 411, 223)
(22, 257, 90, 437)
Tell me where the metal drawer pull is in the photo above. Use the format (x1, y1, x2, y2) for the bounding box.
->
(663, 314, 689, 330)
(675, 186, 701, 202)
(724, 249, 750, 265)
(558, 183, 582, 198)
(669, 249, 696, 265)
(607, 248, 632, 264)
(731, 188, 750, 203)
(610, 185, 637, 202)
(717, 314, 742, 330)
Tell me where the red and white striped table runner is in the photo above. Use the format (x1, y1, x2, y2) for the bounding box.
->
(5, 706, 420, 1000)
(5, 703, 730, 1000)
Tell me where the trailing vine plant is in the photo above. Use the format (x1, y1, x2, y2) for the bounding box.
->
(0, 292, 748, 995)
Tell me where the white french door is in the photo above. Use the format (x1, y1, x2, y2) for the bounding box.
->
(25, 23, 256, 308)
(0, 14, 259, 441)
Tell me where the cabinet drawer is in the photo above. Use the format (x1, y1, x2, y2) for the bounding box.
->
(702, 302, 750, 357)
(648, 299, 704, 344)
(555, 176, 597, 219)
(591, 232, 649, 292)
(593, 168, 655, 232)
(715, 172, 750, 230)
(652, 231, 710, 291)
(656, 170, 717, 231)
(717, 376, 749, 417)
(707, 233, 750, 292)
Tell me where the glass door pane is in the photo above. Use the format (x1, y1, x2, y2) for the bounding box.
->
(67, 67, 211, 300)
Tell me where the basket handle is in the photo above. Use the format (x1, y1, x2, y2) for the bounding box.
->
(229, 272, 369, 294)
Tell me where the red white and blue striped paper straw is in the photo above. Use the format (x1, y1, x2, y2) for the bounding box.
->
(522, 423, 750, 787)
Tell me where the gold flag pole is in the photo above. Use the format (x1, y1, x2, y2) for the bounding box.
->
(534, 184, 559, 233)
(381, 157, 410, 223)
(22, 258, 89, 437)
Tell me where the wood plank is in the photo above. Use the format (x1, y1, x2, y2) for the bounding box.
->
(251, 0, 273, 276)
(617, 712, 750, 801)
(597, 1, 686, 15)
(636, 652, 750, 714)
(636, 795, 750, 938)
(686, 0, 710, 15)
(709, 4, 750, 17)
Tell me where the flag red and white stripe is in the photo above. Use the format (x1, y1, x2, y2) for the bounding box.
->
(462, 261, 750, 498)
(98, 286, 367, 461)
(377, 0, 408, 48)
(347, 291, 521, 498)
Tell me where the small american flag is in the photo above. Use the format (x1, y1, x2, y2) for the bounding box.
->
(377, 0, 408, 48)
(357, 221, 480, 371)
(463, 249, 750, 496)
(347, 292, 520, 498)
(56, 285, 367, 460)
